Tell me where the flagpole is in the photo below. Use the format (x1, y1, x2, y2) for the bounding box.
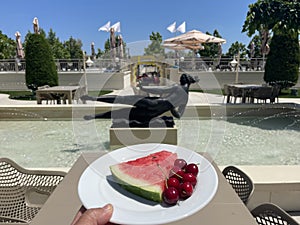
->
(174, 29, 178, 64)
(167, 21, 186, 66)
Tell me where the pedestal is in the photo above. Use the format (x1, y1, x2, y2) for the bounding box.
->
(109, 127, 177, 149)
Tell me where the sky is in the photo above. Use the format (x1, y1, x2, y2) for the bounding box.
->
(0, 0, 257, 56)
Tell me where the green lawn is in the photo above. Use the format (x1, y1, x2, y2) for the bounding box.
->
(278, 88, 300, 98)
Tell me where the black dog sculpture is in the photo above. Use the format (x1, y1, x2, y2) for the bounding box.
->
(81, 74, 199, 128)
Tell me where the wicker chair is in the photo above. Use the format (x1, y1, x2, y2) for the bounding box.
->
(251, 203, 299, 225)
(0, 158, 66, 224)
(222, 165, 254, 204)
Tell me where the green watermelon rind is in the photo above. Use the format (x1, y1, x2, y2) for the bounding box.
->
(110, 165, 163, 203)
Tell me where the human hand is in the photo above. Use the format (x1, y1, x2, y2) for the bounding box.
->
(71, 204, 114, 225)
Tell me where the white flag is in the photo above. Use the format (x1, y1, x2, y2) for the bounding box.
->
(177, 22, 186, 33)
(167, 22, 177, 33)
(111, 22, 121, 32)
(98, 21, 111, 32)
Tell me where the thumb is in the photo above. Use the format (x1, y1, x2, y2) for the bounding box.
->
(75, 204, 113, 225)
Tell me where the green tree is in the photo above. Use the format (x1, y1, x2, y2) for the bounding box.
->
(264, 31, 299, 87)
(242, 0, 300, 87)
(96, 48, 105, 58)
(243, 0, 299, 36)
(47, 29, 70, 59)
(225, 41, 247, 58)
(25, 29, 82, 59)
(63, 37, 83, 59)
(25, 33, 58, 90)
(246, 35, 262, 58)
(0, 31, 16, 59)
(102, 37, 120, 59)
(23, 28, 46, 51)
(200, 30, 224, 58)
(144, 32, 164, 56)
(102, 39, 111, 58)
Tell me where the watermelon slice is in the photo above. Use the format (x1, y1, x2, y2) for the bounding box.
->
(109, 150, 177, 203)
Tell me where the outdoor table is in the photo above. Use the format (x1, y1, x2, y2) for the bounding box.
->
(30, 152, 257, 225)
(36, 86, 80, 104)
(227, 84, 262, 103)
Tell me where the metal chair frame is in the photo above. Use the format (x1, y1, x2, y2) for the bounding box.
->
(222, 165, 254, 204)
(0, 158, 66, 224)
(251, 203, 299, 225)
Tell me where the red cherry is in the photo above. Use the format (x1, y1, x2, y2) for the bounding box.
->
(163, 187, 179, 205)
(182, 173, 197, 186)
(169, 166, 185, 180)
(174, 158, 187, 170)
(185, 163, 199, 176)
(179, 182, 193, 199)
(166, 177, 180, 189)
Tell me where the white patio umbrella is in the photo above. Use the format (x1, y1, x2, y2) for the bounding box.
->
(15, 31, 24, 59)
(260, 29, 270, 69)
(109, 27, 116, 59)
(162, 43, 204, 62)
(91, 42, 95, 60)
(162, 42, 205, 70)
(162, 43, 204, 51)
(163, 29, 226, 45)
(32, 17, 39, 34)
(117, 35, 124, 58)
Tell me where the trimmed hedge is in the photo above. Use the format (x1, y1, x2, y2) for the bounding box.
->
(25, 33, 58, 89)
(264, 32, 300, 89)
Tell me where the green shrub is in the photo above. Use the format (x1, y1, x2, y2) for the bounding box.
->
(25, 33, 58, 90)
(264, 31, 300, 89)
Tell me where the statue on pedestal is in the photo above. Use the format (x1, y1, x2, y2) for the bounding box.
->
(81, 74, 199, 128)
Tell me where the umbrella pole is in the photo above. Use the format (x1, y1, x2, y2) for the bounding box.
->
(82, 51, 88, 95)
(192, 50, 196, 71)
(235, 52, 240, 83)
(262, 53, 265, 70)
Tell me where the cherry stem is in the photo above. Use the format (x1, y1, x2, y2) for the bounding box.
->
(156, 163, 168, 188)
(170, 169, 183, 179)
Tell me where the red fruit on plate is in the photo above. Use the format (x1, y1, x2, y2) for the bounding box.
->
(185, 163, 199, 176)
(174, 158, 187, 170)
(166, 177, 180, 189)
(179, 182, 193, 199)
(169, 166, 185, 180)
(110, 150, 177, 203)
(163, 187, 179, 205)
(182, 173, 197, 186)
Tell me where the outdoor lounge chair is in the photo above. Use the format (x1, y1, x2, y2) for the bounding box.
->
(0, 158, 66, 224)
(251, 202, 299, 225)
(222, 165, 254, 204)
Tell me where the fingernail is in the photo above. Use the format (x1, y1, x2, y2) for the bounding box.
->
(103, 204, 113, 212)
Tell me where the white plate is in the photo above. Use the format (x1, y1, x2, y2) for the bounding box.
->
(78, 143, 218, 225)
